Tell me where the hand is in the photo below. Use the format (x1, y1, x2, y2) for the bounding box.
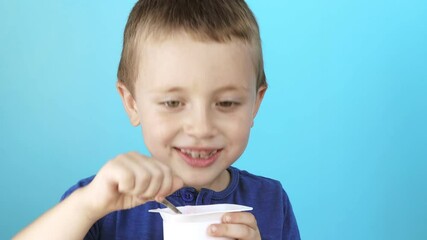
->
(208, 212, 261, 240)
(82, 152, 184, 219)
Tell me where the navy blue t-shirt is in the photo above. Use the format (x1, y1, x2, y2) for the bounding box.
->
(62, 167, 300, 239)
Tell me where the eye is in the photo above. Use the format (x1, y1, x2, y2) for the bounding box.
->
(216, 101, 240, 109)
(163, 100, 182, 108)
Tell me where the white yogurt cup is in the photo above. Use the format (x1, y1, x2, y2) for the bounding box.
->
(149, 204, 253, 240)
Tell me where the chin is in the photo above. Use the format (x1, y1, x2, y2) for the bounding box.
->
(179, 168, 227, 191)
(181, 175, 213, 189)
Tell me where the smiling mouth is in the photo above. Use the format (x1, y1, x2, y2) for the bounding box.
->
(178, 148, 218, 159)
(174, 147, 222, 167)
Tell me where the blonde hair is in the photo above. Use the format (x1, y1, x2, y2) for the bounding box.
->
(117, 0, 266, 94)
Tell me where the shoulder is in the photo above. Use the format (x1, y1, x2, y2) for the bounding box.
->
(230, 166, 292, 201)
(233, 167, 285, 192)
(60, 175, 95, 200)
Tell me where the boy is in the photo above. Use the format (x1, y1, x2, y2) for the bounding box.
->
(14, 0, 300, 239)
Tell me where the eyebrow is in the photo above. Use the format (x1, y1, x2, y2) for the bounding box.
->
(155, 84, 250, 93)
(158, 86, 185, 93)
(214, 85, 250, 93)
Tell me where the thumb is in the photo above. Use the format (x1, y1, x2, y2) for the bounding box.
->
(171, 176, 185, 193)
(154, 176, 184, 203)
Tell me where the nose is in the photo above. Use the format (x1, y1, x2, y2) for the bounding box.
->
(183, 105, 217, 139)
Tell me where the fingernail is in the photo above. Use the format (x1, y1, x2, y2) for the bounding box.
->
(210, 225, 217, 233)
(224, 215, 231, 223)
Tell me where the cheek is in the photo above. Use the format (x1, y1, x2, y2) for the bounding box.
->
(223, 121, 251, 162)
(140, 115, 178, 151)
(220, 113, 252, 143)
(234, 125, 251, 146)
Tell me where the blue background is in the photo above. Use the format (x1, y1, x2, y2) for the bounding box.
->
(1, 0, 426, 239)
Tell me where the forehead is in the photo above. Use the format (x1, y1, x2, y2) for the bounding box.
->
(135, 33, 257, 92)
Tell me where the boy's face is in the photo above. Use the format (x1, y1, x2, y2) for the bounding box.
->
(118, 33, 266, 191)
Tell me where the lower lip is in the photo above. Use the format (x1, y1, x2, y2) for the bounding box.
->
(176, 149, 222, 168)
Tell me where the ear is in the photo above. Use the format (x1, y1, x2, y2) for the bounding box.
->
(252, 85, 267, 123)
(116, 81, 140, 126)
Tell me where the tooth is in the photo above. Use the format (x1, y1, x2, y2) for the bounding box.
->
(179, 149, 219, 159)
(190, 152, 199, 158)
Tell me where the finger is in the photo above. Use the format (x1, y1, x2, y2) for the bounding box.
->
(157, 156, 186, 194)
(222, 212, 258, 230)
(138, 163, 163, 199)
(156, 175, 184, 202)
(127, 153, 170, 199)
(208, 223, 259, 240)
(124, 154, 152, 197)
(107, 158, 135, 194)
(154, 165, 173, 200)
(171, 175, 185, 192)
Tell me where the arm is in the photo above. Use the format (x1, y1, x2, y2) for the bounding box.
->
(14, 152, 184, 240)
(13, 186, 101, 240)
